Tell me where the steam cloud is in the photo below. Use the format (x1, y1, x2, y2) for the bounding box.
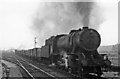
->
(31, 1, 104, 46)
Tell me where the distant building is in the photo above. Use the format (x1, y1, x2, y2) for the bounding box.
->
(98, 44, 119, 66)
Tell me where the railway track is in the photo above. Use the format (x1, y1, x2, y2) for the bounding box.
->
(2, 53, 58, 79)
(14, 56, 57, 79)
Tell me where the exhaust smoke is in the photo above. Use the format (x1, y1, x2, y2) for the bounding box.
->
(31, 1, 104, 46)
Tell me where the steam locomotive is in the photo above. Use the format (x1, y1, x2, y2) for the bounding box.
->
(16, 27, 111, 77)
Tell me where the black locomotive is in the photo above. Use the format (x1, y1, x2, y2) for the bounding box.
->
(16, 27, 111, 77)
(46, 27, 103, 76)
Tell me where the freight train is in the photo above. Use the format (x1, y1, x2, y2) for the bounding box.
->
(15, 27, 111, 77)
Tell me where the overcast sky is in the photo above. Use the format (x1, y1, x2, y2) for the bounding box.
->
(0, 0, 119, 50)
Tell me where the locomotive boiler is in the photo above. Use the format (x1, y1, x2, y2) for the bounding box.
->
(56, 27, 101, 52)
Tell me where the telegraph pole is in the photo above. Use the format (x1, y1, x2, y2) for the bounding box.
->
(34, 37, 37, 57)
(34, 37, 37, 48)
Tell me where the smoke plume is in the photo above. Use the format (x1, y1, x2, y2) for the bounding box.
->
(31, 1, 104, 46)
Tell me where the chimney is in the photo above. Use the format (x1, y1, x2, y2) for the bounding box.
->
(83, 27, 88, 29)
